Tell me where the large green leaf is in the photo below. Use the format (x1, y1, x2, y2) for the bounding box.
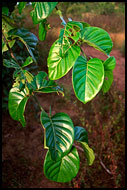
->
(2, 15, 15, 53)
(72, 56, 104, 104)
(30, 2, 58, 24)
(47, 39, 81, 80)
(80, 142, 95, 166)
(44, 146, 80, 182)
(30, 71, 64, 94)
(8, 28, 38, 63)
(40, 111, 74, 161)
(8, 87, 29, 127)
(74, 126, 88, 144)
(81, 26, 113, 55)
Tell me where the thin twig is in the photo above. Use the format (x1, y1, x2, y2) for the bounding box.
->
(99, 157, 113, 176)
(74, 143, 84, 152)
(32, 94, 45, 112)
(2, 33, 18, 62)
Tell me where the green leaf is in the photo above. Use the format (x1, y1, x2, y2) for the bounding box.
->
(72, 56, 104, 104)
(81, 26, 113, 55)
(22, 56, 33, 68)
(80, 21, 90, 29)
(74, 126, 88, 144)
(47, 39, 81, 80)
(40, 111, 74, 161)
(2, 15, 15, 53)
(101, 56, 115, 93)
(80, 142, 95, 166)
(18, 2, 27, 14)
(30, 2, 58, 24)
(30, 71, 64, 95)
(2, 7, 9, 16)
(103, 56, 116, 71)
(8, 87, 29, 127)
(3, 59, 20, 69)
(39, 21, 47, 41)
(23, 70, 34, 83)
(64, 21, 83, 43)
(8, 28, 38, 63)
(102, 70, 113, 93)
(44, 146, 80, 182)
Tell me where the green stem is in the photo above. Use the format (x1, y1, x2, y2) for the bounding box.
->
(32, 94, 44, 112)
(55, 6, 66, 25)
(80, 47, 87, 59)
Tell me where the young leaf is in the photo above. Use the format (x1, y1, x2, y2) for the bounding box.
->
(80, 142, 95, 166)
(30, 71, 64, 95)
(40, 111, 74, 161)
(47, 39, 81, 80)
(30, 2, 58, 24)
(8, 28, 38, 63)
(18, 2, 27, 14)
(3, 58, 20, 69)
(39, 20, 47, 41)
(74, 126, 88, 144)
(101, 56, 116, 93)
(22, 56, 33, 68)
(2, 7, 9, 16)
(72, 56, 104, 104)
(44, 146, 80, 182)
(23, 70, 34, 83)
(2, 15, 15, 53)
(81, 26, 113, 56)
(102, 70, 113, 93)
(103, 56, 116, 71)
(74, 127, 95, 165)
(8, 87, 29, 127)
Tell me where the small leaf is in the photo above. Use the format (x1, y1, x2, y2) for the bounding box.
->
(30, 71, 64, 95)
(39, 20, 47, 41)
(44, 146, 80, 182)
(2, 15, 15, 53)
(22, 56, 33, 68)
(74, 126, 88, 144)
(30, 2, 58, 24)
(80, 142, 95, 166)
(72, 56, 104, 104)
(81, 26, 113, 55)
(103, 56, 116, 71)
(8, 87, 29, 127)
(3, 59, 20, 69)
(40, 111, 74, 161)
(2, 7, 9, 16)
(23, 70, 34, 83)
(102, 70, 113, 93)
(18, 2, 27, 14)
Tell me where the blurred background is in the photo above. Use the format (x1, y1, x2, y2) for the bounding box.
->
(2, 2, 125, 188)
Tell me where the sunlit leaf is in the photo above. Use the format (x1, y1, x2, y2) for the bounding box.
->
(44, 146, 80, 182)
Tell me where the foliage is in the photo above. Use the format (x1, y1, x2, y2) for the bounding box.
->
(2, 2, 117, 184)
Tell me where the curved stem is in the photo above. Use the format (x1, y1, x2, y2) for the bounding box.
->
(55, 6, 66, 25)
(32, 94, 45, 112)
(2, 32, 19, 64)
